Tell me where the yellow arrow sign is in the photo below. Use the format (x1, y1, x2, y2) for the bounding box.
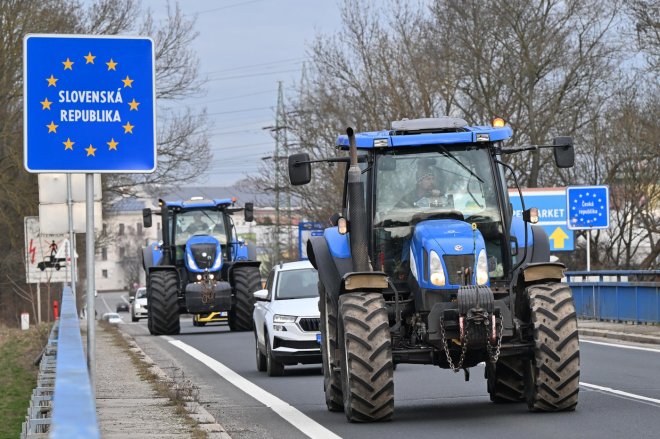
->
(549, 227, 569, 249)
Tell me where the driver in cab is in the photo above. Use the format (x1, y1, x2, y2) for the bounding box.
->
(397, 165, 447, 208)
(186, 211, 211, 234)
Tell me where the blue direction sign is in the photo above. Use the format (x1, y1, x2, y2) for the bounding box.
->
(508, 188, 574, 252)
(298, 222, 325, 260)
(24, 34, 156, 173)
(567, 185, 610, 230)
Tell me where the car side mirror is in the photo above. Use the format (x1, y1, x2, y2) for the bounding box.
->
(253, 289, 268, 301)
(289, 153, 311, 185)
(553, 136, 574, 168)
(142, 208, 152, 228)
(244, 202, 254, 222)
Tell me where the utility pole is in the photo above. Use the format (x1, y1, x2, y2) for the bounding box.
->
(275, 82, 293, 260)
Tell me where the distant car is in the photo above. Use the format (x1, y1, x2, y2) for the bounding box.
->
(116, 302, 129, 313)
(193, 311, 227, 326)
(102, 312, 122, 324)
(130, 287, 148, 322)
(253, 260, 321, 376)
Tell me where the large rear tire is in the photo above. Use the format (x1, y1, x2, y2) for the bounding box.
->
(524, 282, 580, 411)
(229, 266, 259, 331)
(319, 282, 343, 411)
(338, 293, 394, 422)
(487, 357, 525, 403)
(147, 271, 180, 336)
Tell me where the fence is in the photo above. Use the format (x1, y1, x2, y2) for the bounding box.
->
(566, 270, 660, 323)
(21, 286, 99, 438)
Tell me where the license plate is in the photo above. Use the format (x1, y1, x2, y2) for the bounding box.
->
(316, 333, 322, 344)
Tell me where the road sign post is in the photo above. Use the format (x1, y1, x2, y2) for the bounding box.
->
(24, 34, 156, 390)
(567, 185, 610, 271)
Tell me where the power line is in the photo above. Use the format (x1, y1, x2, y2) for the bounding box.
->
(207, 106, 273, 116)
(193, 90, 275, 105)
(206, 68, 302, 83)
(205, 58, 306, 77)
(196, 0, 266, 14)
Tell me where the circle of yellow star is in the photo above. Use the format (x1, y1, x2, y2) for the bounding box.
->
(40, 98, 52, 110)
(46, 75, 58, 87)
(63, 138, 75, 150)
(128, 99, 140, 111)
(85, 144, 97, 156)
(122, 122, 134, 134)
(62, 58, 74, 70)
(122, 75, 134, 88)
(46, 121, 58, 133)
(107, 138, 119, 150)
(106, 59, 118, 71)
(84, 52, 96, 64)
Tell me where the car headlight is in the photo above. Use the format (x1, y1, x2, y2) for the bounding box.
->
(186, 252, 198, 270)
(273, 314, 297, 324)
(134, 303, 140, 309)
(429, 250, 446, 286)
(476, 249, 489, 285)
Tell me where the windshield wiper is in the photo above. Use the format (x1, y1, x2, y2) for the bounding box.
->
(436, 145, 484, 184)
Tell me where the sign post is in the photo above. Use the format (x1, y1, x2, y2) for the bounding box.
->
(24, 34, 156, 390)
(567, 185, 610, 271)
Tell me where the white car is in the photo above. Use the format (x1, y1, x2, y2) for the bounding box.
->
(102, 312, 122, 324)
(130, 287, 148, 322)
(253, 261, 321, 376)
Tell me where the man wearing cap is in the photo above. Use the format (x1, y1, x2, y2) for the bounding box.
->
(397, 167, 441, 208)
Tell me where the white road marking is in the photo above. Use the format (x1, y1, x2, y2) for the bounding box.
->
(169, 340, 341, 439)
(581, 339, 660, 353)
(100, 295, 113, 313)
(581, 382, 660, 406)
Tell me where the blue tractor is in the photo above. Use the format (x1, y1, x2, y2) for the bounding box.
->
(141, 197, 260, 335)
(288, 117, 579, 422)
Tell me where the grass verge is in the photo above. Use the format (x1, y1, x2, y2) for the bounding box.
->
(0, 323, 50, 439)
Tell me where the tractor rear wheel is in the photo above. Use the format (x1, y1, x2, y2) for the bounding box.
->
(338, 292, 394, 422)
(487, 357, 525, 403)
(319, 283, 343, 412)
(229, 266, 260, 331)
(524, 282, 580, 411)
(148, 271, 180, 336)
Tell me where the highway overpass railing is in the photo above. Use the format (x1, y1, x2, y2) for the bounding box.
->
(566, 270, 660, 323)
(21, 286, 99, 438)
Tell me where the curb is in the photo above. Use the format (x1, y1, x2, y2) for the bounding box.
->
(578, 329, 660, 346)
(117, 329, 232, 439)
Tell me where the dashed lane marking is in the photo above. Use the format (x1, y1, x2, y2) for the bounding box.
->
(581, 382, 660, 407)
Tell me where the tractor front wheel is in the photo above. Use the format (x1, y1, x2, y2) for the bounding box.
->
(524, 282, 580, 411)
(319, 282, 343, 412)
(229, 266, 260, 331)
(147, 271, 180, 336)
(338, 292, 394, 422)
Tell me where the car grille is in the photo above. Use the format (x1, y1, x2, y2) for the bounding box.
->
(443, 254, 475, 285)
(273, 338, 320, 350)
(298, 317, 320, 332)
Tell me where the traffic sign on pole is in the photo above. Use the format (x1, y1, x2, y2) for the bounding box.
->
(566, 185, 610, 230)
(23, 34, 156, 173)
(508, 188, 574, 252)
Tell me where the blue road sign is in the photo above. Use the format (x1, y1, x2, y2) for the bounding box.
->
(24, 34, 156, 173)
(298, 222, 325, 260)
(567, 185, 610, 230)
(508, 188, 574, 252)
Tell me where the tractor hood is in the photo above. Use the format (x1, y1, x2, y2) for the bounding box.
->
(409, 219, 488, 289)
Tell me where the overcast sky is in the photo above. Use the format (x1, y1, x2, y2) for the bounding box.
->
(141, 0, 351, 187)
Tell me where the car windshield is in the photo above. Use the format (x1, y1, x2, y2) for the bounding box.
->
(174, 209, 227, 245)
(136, 288, 147, 299)
(276, 268, 318, 300)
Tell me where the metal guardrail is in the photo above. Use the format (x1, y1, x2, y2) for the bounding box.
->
(567, 270, 660, 323)
(21, 286, 100, 438)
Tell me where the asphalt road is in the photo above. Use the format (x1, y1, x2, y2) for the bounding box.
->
(97, 291, 660, 439)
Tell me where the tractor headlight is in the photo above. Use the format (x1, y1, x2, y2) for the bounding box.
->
(187, 252, 198, 270)
(211, 251, 222, 271)
(476, 249, 489, 285)
(273, 314, 297, 324)
(429, 250, 446, 286)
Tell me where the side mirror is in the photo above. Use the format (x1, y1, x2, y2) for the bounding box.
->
(253, 289, 268, 301)
(244, 202, 254, 222)
(129, 296, 134, 303)
(142, 208, 152, 228)
(553, 136, 574, 168)
(288, 153, 311, 185)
